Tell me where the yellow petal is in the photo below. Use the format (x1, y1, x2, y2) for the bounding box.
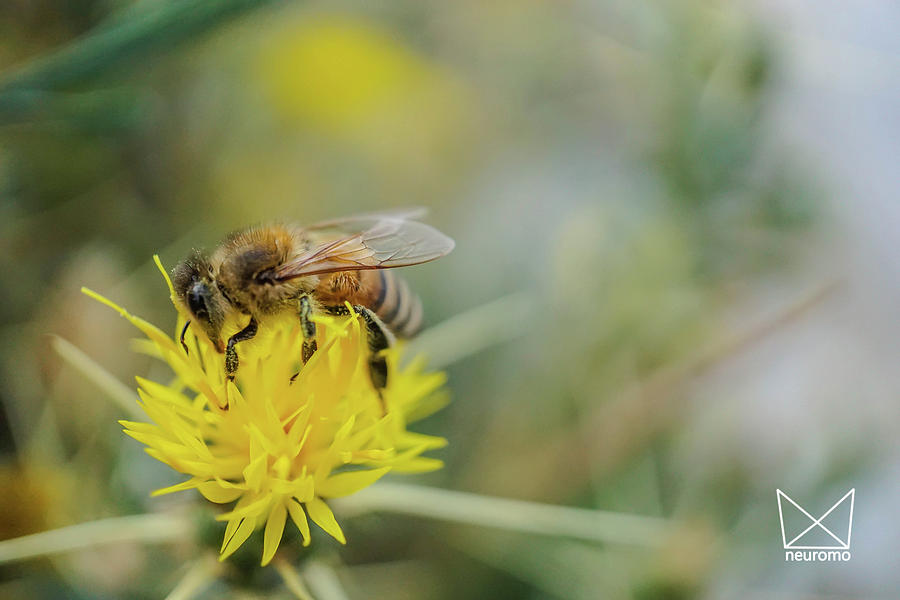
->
(151, 477, 203, 496)
(403, 389, 450, 423)
(287, 335, 340, 389)
(261, 501, 288, 566)
(118, 420, 158, 434)
(214, 477, 248, 489)
(288, 423, 313, 458)
(290, 475, 315, 503)
(247, 423, 280, 458)
(342, 449, 393, 463)
(130, 337, 161, 358)
(394, 432, 448, 451)
(287, 499, 311, 546)
(136, 377, 194, 410)
(221, 516, 242, 553)
(215, 494, 271, 522)
(243, 453, 268, 492)
(317, 467, 390, 498)
(220, 516, 257, 561)
(391, 457, 444, 474)
(198, 480, 244, 504)
(306, 497, 345, 544)
(125, 430, 193, 460)
(153, 254, 177, 301)
(333, 414, 356, 445)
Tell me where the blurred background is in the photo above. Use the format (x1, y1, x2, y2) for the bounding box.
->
(1, 1, 898, 598)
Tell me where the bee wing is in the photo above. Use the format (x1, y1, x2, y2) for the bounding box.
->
(303, 207, 428, 232)
(275, 217, 454, 280)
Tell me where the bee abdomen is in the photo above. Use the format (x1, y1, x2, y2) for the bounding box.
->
(371, 270, 424, 338)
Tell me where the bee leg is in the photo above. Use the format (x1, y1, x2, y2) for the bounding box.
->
(179, 320, 191, 355)
(299, 295, 318, 364)
(290, 295, 318, 384)
(324, 304, 392, 414)
(225, 316, 259, 384)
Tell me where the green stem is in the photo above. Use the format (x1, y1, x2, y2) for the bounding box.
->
(0, 513, 190, 564)
(302, 561, 350, 600)
(331, 483, 672, 547)
(163, 556, 222, 600)
(275, 559, 316, 600)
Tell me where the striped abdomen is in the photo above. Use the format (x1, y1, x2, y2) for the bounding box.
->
(369, 270, 423, 338)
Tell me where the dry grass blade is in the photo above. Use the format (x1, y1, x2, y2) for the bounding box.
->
(50, 335, 143, 419)
(0, 513, 190, 565)
(404, 292, 534, 369)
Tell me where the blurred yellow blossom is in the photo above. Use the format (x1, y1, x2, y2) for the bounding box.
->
(83, 257, 447, 565)
(256, 15, 430, 131)
(252, 14, 474, 166)
(0, 463, 73, 541)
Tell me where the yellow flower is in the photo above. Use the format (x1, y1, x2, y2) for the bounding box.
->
(84, 257, 447, 566)
(255, 15, 433, 132)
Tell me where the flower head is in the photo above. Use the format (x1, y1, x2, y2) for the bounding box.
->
(85, 257, 447, 565)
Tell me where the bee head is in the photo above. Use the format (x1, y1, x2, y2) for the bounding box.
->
(172, 251, 227, 352)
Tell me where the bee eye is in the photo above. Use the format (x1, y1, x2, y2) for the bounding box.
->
(188, 284, 209, 319)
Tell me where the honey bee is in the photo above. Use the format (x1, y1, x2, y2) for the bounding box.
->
(171, 209, 454, 406)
